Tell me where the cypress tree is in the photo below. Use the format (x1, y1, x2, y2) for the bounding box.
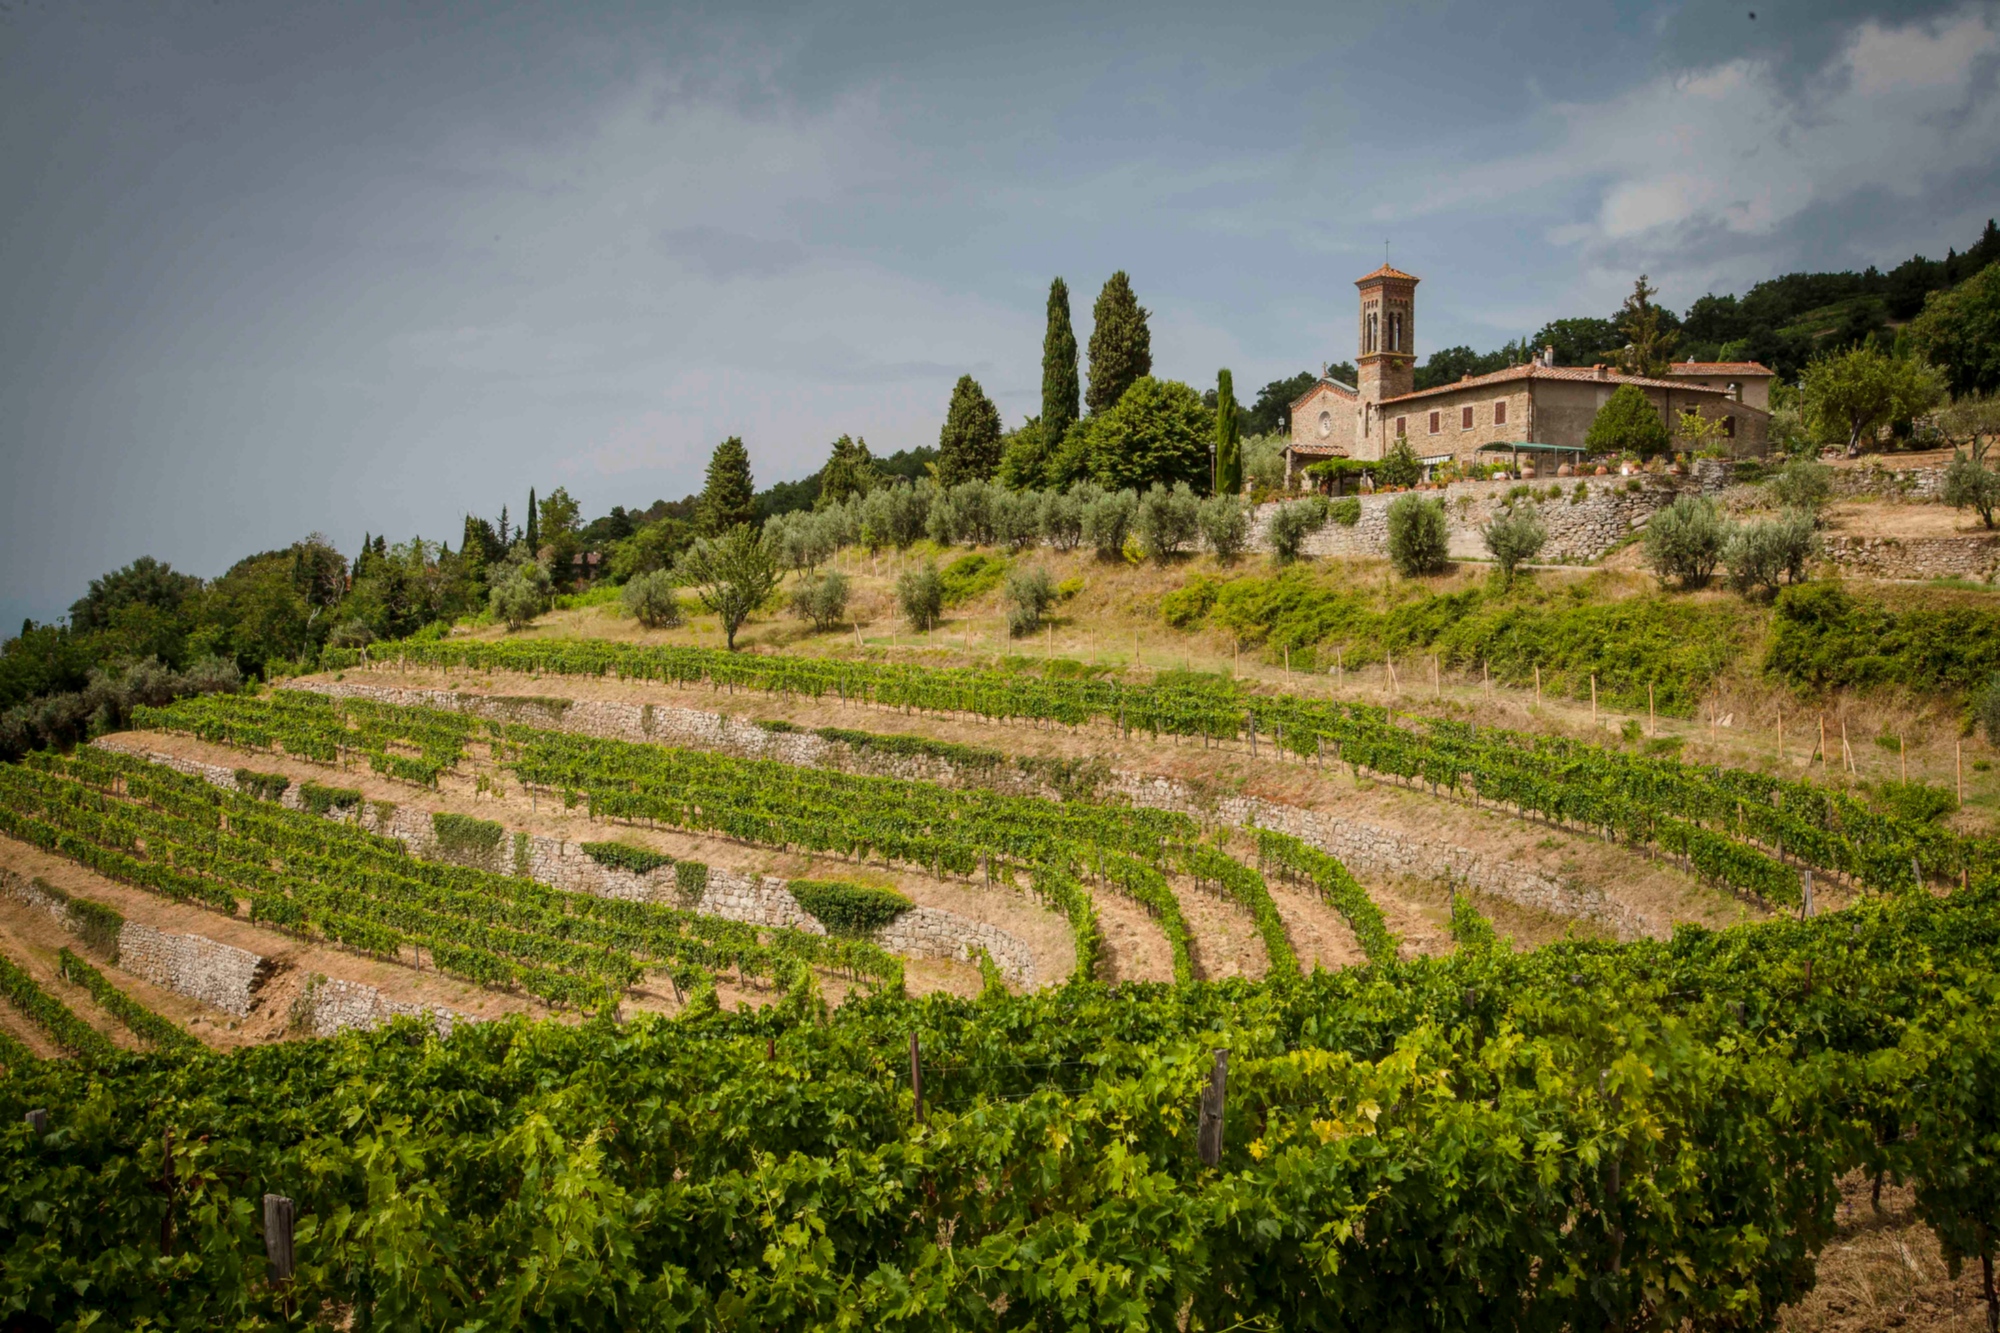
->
(497, 505, 510, 547)
(698, 436, 758, 536)
(1215, 368, 1241, 496)
(526, 489, 540, 553)
(936, 375, 1003, 486)
(1086, 271, 1152, 415)
(1042, 278, 1080, 445)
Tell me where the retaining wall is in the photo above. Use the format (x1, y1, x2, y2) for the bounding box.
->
(0, 866, 271, 1015)
(1820, 533, 2000, 582)
(298, 976, 460, 1038)
(280, 684, 1660, 942)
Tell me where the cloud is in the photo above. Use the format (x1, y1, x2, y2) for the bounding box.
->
(1374, 6, 2000, 303)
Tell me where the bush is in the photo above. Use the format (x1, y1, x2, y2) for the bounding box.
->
(581, 842, 675, 876)
(788, 571, 850, 632)
(1267, 497, 1329, 565)
(1327, 497, 1361, 527)
(1481, 502, 1546, 584)
(1724, 510, 1819, 595)
(1081, 488, 1138, 559)
(1943, 439, 2000, 530)
(1134, 482, 1200, 561)
(491, 560, 553, 630)
(234, 769, 291, 802)
(1160, 575, 1219, 628)
(896, 562, 945, 631)
(1979, 672, 2000, 745)
(1644, 495, 1727, 589)
(1768, 583, 2000, 694)
(1197, 493, 1250, 561)
(1586, 383, 1672, 458)
(989, 488, 1041, 551)
(1038, 489, 1085, 550)
(431, 812, 505, 865)
(938, 553, 1009, 606)
(621, 570, 683, 629)
(788, 880, 913, 935)
(1766, 460, 1833, 514)
(1005, 565, 1056, 637)
(1867, 780, 1958, 824)
(1376, 438, 1422, 489)
(1386, 494, 1449, 577)
(326, 618, 375, 650)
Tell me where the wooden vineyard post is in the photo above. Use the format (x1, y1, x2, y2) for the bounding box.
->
(1958, 741, 1964, 804)
(909, 1033, 925, 1126)
(264, 1194, 296, 1285)
(1197, 1048, 1229, 1166)
(1648, 683, 1655, 737)
(1284, 646, 1290, 675)
(1336, 644, 1343, 686)
(1802, 868, 1814, 919)
(1591, 674, 1597, 726)
(1900, 735, 1907, 784)
(1483, 658, 1490, 695)
(1534, 663, 1541, 704)
(1432, 654, 1440, 698)
(24, 1109, 47, 1134)
(1777, 705, 1783, 762)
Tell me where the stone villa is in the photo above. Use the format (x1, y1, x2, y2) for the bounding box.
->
(1285, 265, 1773, 486)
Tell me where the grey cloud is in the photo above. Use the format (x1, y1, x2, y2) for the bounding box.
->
(658, 226, 813, 279)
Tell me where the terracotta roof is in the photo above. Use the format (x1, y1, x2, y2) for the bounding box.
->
(1354, 264, 1420, 285)
(1286, 443, 1350, 457)
(1377, 362, 1763, 406)
(1288, 378, 1358, 409)
(1667, 361, 1775, 375)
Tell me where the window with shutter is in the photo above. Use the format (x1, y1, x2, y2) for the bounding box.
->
(1460, 405, 1474, 430)
(1494, 400, 1508, 426)
(1429, 411, 1440, 434)
(1395, 416, 1407, 438)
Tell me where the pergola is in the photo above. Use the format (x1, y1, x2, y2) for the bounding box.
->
(1476, 441, 1586, 473)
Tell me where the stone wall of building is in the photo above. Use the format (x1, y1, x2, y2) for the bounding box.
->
(298, 976, 460, 1038)
(1253, 472, 1682, 565)
(1821, 533, 2000, 582)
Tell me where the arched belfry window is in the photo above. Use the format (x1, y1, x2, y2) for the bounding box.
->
(1365, 312, 1378, 354)
(1388, 311, 1404, 352)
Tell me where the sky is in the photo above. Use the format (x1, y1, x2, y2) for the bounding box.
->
(2, 0, 1997, 628)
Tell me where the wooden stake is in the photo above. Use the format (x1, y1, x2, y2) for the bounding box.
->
(1958, 741, 1965, 805)
(1432, 654, 1440, 698)
(1284, 645, 1291, 675)
(1841, 718, 1853, 776)
(1591, 674, 1598, 725)
(1534, 663, 1541, 703)
(1336, 645, 1344, 685)
(1483, 658, 1490, 694)
(1648, 683, 1655, 737)
(1777, 705, 1783, 761)
(263, 1194, 296, 1284)
(24, 1109, 47, 1134)
(1900, 735, 1907, 784)
(1819, 714, 1827, 773)
(909, 1033, 925, 1125)
(1197, 1048, 1230, 1166)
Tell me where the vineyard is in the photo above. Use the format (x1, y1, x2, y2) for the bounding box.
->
(331, 635, 1993, 903)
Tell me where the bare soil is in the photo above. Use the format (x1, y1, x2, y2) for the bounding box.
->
(1822, 499, 1996, 539)
(1778, 1175, 1991, 1333)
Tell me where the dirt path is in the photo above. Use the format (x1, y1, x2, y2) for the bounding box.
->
(0, 902, 147, 1054)
(1088, 889, 1176, 984)
(1173, 879, 1267, 982)
(1264, 881, 1367, 972)
(100, 731, 1064, 991)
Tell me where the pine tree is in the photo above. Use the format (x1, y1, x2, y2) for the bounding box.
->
(698, 437, 758, 536)
(1215, 368, 1241, 496)
(497, 505, 510, 547)
(1615, 275, 1678, 378)
(936, 375, 1003, 486)
(1042, 278, 1080, 445)
(526, 490, 540, 554)
(1087, 271, 1152, 415)
(817, 435, 878, 509)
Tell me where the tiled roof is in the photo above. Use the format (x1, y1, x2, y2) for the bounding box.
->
(1667, 361, 1775, 375)
(1289, 378, 1358, 409)
(1377, 362, 1753, 406)
(1286, 443, 1349, 457)
(1355, 264, 1420, 284)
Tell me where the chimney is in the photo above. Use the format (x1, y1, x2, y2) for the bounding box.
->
(1593, 364, 1608, 380)
(1542, 345, 1555, 367)
(1461, 372, 1472, 382)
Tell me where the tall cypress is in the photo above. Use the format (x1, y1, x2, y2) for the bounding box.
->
(1042, 278, 1080, 446)
(697, 436, 758, 535)
(1086, 271, 1152, 416)
(526, 489, 540, 553)
(936, 376, 1004, 487)
(1215, 369, 1241, 496)
(497, 505, 510, 547)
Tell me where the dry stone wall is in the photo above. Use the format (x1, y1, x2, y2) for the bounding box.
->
(103, 738, 1040, 988)
(1821, 533, 2000, 583)
(298, 977, 460, 1038)
(1251, 474, 1684, 566)
(0, 866, 271, 1014)
(1829, 463, 1949, 502)
(277, 685, 1662, 942)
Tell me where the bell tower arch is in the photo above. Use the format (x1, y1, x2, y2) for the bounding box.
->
(1355, 264, 1418, 409)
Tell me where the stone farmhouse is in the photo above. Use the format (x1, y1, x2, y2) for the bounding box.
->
(1285, 265, 1773, 486)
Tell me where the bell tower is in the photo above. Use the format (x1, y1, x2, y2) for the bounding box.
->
(1355, 263, 1418, 407)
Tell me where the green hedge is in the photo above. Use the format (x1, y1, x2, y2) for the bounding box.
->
(581, 842, 674, 876)
(431, 812, 505, 863)
(789, 880, 914, 935)
(232, 768, 291, 802)
(299, 782, 363, 817)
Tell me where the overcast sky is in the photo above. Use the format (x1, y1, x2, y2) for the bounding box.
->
(3, 0, 1997, 626)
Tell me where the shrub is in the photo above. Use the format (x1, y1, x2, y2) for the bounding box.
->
(1376, 438, 1422, 489)
(1267, 497, 1329, 565)
(621, 570, 683, 629)
(989, 489, 1041, 551)
(1161, 576, 1220, 628)
(581, 842, 674, 875)
(1768, 583, 2000, 694)
(674, 860, 709, 906)
(233, 768, 291, 802)
(1038, 489, 1085, 550)
(788, 880, 913, 935)
(1327, 497, 1362, 527)
(788, 570, 850, 632)
(1644, 494, 1728, 589)
(1386, 494, 1449, 577)
(1134, 482, 1200, 561)
(326, 618, 374, 649)
(1980, 672, 2000, 745)
(1081, 488, 1138, 559)
(1724, 510, 1819, 595)
(1197, 493, 1250, 561)
(1005, 565, 1057, 637)
(490, 557, 553, 630)
(1481, 502, 1546, 585)
(1943, 438, 2000, 530)
(896, 562, 945, 631)
(1586, 383, 1672, 458)
(1867, 780, 1958, 824)
(938, 553, 1009, 606)
(431, 812, 505, 864)
(1571, 482, 1589, 504)
(1765, 460, 1833, 514)
(299, 781, 362, 817)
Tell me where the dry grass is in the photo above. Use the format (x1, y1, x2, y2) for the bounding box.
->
(1779, 1175, 1992, 1333)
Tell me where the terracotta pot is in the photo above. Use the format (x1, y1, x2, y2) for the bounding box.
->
(1556, 463, 1575, 477)
(1594, 465, 1609, 476)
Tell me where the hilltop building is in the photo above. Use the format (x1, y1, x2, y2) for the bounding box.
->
(1285, 266, 1772, 486)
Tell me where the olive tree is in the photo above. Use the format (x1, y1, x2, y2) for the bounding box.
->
(1197, 493, 1250, 562)
(1386, 494, 1449, 577)
(1644, 495, 1728, 590)
(1134, 482, 1200, 562)
(789, 570, 850, 632)
(896, 561, 944, 631)
(1005, 565, 1056, 637)
(1481, 502, 1546, 585)
(620, 570, 683, 629)
(676, 524, 779, 650)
